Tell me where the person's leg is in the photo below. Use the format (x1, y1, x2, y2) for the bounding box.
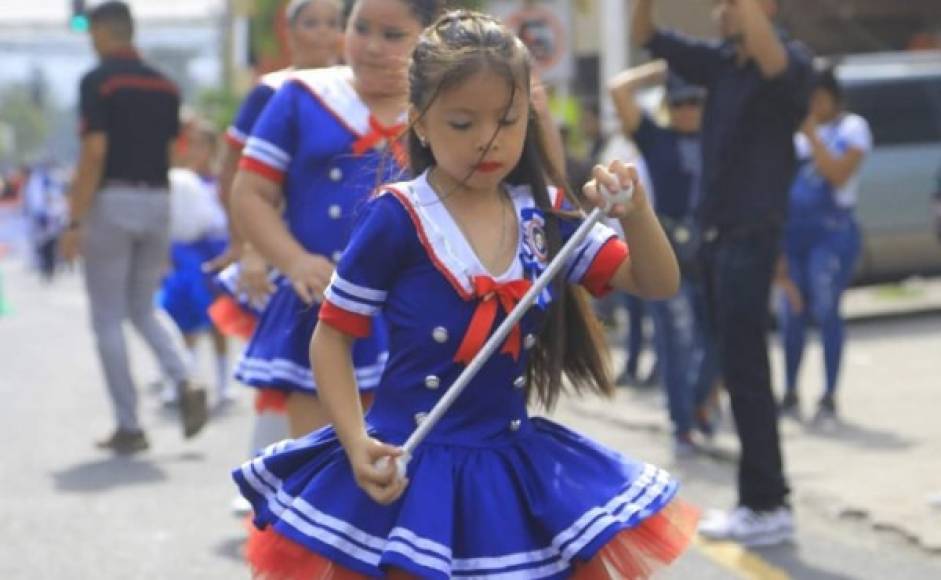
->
(82, 197, 139, 434)
(210, 327, 232, 401)
(808, 225, 858, 411)
(682, 277, 720, 437)
(126, 200, 189, 386)
(127, 194, 207, 437)
(779, 251, 810, 399)
(715, 233, 789, 511)
(651, 286, 698, 447)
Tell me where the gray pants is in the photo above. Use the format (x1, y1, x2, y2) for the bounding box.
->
(83, 187, 188, 431)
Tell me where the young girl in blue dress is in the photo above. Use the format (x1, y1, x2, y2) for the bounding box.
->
(234, 11, 696, 579)
(207, 1, 345, 516)
(230, 0, 446, 439)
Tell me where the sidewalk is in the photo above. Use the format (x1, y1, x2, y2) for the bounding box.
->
(590, 285, 941, 552)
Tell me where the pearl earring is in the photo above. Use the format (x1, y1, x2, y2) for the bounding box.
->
(418, 135, 428, 148)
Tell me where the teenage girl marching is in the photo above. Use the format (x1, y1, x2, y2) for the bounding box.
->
(204, 0, 345, 514)
(234, 11, 696, 579)
(230, 0, 446, 438)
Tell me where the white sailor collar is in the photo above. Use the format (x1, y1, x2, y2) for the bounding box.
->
(382, 171, 564, 300)
(290, 66, 407, 138)
(259, 68, 296, 91)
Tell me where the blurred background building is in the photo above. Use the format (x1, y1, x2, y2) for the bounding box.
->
(0, 0, 938, 168)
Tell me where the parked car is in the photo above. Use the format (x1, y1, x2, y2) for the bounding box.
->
(832, 50, 941, 285)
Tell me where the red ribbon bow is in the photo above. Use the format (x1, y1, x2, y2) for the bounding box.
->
(454, 276, 533, 365)
(352, 115, 407, 166)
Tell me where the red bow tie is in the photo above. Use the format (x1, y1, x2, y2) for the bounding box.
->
(454, 276, 533, 366)
(352, 115, 407, 166)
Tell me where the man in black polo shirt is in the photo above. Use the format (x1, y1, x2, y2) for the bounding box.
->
(60, 1, 207, 453)
(632, 0, 812, 545)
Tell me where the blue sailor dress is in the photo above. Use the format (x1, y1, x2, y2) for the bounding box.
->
(233, 171, 688, 578)
(233, 66, 407, 394)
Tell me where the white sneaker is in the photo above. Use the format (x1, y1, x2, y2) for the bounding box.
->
(160, 382, 179, 407)
(698, 506, 795, 546)
(231, 495, 253, 517)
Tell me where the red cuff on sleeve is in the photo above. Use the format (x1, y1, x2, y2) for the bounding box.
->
(319, 300, 372, 338)
(224, 131, 246, 151)
(239, 156, 284, 184)
(581, 238, 630, 298)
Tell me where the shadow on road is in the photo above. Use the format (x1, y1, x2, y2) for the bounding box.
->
(51, 456, 169, 493)
(753, 543, 857, 580)
(800, 419, 914, 451)
(214, 535, 246, 563)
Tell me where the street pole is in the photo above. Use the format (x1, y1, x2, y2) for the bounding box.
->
(599, 0, 631, 134)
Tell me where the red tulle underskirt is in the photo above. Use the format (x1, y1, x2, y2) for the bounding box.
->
(255, 389, 289, 414)
(244, 499, 698, 579)
(208, 296, 257, 340)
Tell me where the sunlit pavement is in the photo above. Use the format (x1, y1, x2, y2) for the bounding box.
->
(1, 253, 940, 579)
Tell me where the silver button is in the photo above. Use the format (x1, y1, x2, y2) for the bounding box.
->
(509, 419, 522, 432)
(328, 204, 342, 219)
(432, 326, 449, 343)
(414, 412, 428, 425)
(331, 251, 343, 263)
(524, 334, 536, 350)
(513, 376, 525, 389)
(329, 167, 343, 182)
(424, 375, 440, 390)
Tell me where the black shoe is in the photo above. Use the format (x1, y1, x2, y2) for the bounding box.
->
(779, 391, 800, 419)
(178, 381, 209, 438)
(96, 429, 149, 454)
(812, 395, 837, 424)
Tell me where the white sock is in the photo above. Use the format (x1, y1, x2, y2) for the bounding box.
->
(250, 412, 290, 456)
(215, 354, 229, 395)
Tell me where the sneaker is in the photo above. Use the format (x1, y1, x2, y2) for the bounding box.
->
(231, 495, 253, 517)
(160, 381, 180, 407)
(673, 432, 698, 459)
(178, 381, 209, 438)
(96, 429, 150, 454)
(778, 391, 801, 420)
(699, 506, 795, 546)
(811, 395, 837, 425)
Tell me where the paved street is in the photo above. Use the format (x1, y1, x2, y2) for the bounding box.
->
(1, 251, 940, 579)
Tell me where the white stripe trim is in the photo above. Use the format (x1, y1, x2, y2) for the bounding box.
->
(567, 227, 616, 285)
(246, 137, 291, 164)
(243, 455, 674, 577)
(236, 354, 387, 391)
(456, 559, 570, 579)
(389, 526, 452, 559)
(329, 272, 388, 302)
(324, 289, 381, 316)
(243, 147, 288, 172)
(386, 538, 453, 575)
(226, 126, 247, 145)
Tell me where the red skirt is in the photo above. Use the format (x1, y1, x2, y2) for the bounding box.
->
(244, 499, 698, 579)
(208, 295, 257, 340)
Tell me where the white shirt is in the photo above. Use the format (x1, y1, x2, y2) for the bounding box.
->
(794, 113, 873, 208)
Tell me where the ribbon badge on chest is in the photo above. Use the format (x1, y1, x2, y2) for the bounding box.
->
(519, 207, 553, 309)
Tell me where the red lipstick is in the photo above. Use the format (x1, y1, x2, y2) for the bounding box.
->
(474, 161, 504, 173)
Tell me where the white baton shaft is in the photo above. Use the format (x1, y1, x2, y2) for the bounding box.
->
(379, 183, 634, 479)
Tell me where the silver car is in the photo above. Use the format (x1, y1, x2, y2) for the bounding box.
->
(834, 50, 941, 285)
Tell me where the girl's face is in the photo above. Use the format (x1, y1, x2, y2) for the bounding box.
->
(809, 87, 839, 123)
(345, 0, 424, 97)
(417, 67, 530, 194)
(288, 0, 343, 69)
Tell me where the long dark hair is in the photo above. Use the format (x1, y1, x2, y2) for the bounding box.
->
(407, 10, 612, 409)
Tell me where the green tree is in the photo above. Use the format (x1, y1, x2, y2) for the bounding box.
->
(0, 86, 49, 164)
